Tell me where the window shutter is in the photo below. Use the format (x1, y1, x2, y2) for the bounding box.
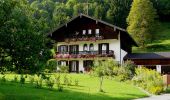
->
(106, 43, 109, 54)
(58, 61, 61, 66)
(76, 45, 79, 54)
(58, 46, 61, 53)
(69, 61, 72, 72)
(98, 44, 102, 54)
(66, 46, 68, 53)
(69, 45, 72, 54)
(66, 61, 68, 66)
(76, 61, 79, 73)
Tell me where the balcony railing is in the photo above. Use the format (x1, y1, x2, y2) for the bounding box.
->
(64, 36, 104, 43)
(54, 50, 115, 59)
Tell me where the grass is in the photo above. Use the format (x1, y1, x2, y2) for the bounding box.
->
(0, 73, 147, 100)
(133, 22, 170, 53)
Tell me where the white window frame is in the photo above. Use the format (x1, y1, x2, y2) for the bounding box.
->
(95, 29, 99, 36)
(83, 30, 86, 35)
(88, 29, 92, 34)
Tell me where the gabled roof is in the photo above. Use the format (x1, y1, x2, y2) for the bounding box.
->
(124, 52, 170, 60)
(49, 13, 138, 47)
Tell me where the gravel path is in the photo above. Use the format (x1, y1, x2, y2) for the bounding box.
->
(135, 94, 170, 100)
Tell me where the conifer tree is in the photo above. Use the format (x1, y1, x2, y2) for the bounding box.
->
(127, 0, 157, 47)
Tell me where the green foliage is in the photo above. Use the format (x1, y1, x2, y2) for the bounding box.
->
(46, 59, 58, 72)
(55, 74, 63, 92)
(92, 59, 118, 92)
(127, 0, 157, 47)
(20, 75, 25, 84)
(0, 75, 6, 83)
(133, 67, 164, 94)
(63, 75, 70, 86)
(58, 65, 69, 73)
(0, 0, 51, 73)
(34, 75, 43, 88)
(45, 76, 55, 89)
(75, 79, 79, 86)
(0, 73, 147, 99)
(106, 0, 132, 28)
(151, 0, 170, 21)
(12, 75, 18, 83)
(29, 75, 35, 85)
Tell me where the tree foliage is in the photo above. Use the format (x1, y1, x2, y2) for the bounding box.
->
(0, 0, 51, 73)
(127, 0, 157, 47)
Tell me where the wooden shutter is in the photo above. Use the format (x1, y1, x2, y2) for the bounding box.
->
(106, 43, 109, 54)
(98, 44, 102, 54)
(76, 45, 79, 54)
(69, 45, 72, 54)
(58, 46, 61, 53)
(66, 46, 68, 53)
(69, 61, 72, 72)
(76, 61, 79, 73)
(66, 61, 68, 66)
(58, 61, 61, 66)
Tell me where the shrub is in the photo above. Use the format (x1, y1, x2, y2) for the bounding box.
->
(57, 84, 63, 92)
(34, 75, 43, 88)
(20, 75, 25, 84)
(1, 75, 6, 83)
(55, 74, 63, 92)
(75, 79, 79, 86)
(132, 67, 164, 94)
(46, 59, 58, 72)
(12, 75, 18, 83)
(29, 75, 34, 85)
(58, 65, 69, 73)
(92, 59, 118, 92)
(63, 75, 69, 85)
(45, 77, 55, 89)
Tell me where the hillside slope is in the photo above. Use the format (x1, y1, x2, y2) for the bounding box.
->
(133, 22, 170, 53)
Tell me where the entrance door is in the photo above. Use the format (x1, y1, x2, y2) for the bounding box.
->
(69, 61, 79, 73)
(83, 60, 93, 72)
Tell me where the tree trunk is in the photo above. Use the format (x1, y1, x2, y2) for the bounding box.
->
(99, 76, 104, 92)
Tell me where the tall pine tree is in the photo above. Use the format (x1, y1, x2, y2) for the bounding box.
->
(127, 0, 157, 47)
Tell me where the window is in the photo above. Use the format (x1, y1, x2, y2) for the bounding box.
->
(69, 45, 78, 54)
(61, 61, 66, 66)
(89, 44, 94, 51)
(98, 43, 109, 54)
(88, 29, 92, 34)
(102, 44, 107, 50)
(71, 61, 77, 72)
(95, 29, 99, 37)
(83, 44, 88, 51)
(83, 30, 86, 35)
(59, 45, 67, 54)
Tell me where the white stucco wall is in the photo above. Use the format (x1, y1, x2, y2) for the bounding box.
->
(57, 38, 127, 64)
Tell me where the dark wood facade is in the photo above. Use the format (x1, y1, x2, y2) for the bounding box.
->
(128, 59, 170, 65)
(49, 14, 137, 53)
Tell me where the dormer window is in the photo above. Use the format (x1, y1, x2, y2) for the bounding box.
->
(83, 30, 86, 35)
(95, 29, 99, 37)
(88, 29, 92, 34)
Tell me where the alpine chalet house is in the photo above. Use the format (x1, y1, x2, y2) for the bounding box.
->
(49, 14, 170, 74)
(49, 14, 137, 73)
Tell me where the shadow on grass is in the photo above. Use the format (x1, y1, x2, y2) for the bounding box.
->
(0, 82, 146, 100)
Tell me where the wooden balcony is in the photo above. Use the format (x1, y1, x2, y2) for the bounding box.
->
(64, 36, 104, 43)
(54, 50, 115, 60)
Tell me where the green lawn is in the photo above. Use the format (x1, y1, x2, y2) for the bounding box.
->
(0, 74, 147, 100)
(133, 22, 170, 53)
